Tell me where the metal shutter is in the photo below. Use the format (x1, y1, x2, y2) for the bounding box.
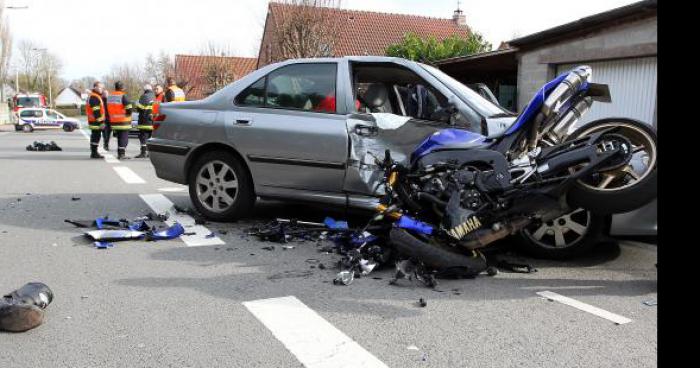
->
(557, 57, 657, 127)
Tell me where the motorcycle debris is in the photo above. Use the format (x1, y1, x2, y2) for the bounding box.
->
(643, 300, 657, 306)
(71, 197, 81, 201)
(262, 246, 275, 251)
(417, 298, 427, 307)
(94, 241, 114, 249)
(333, 271, 354, 286)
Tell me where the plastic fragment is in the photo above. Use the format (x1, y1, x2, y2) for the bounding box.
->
(324, 217, 349, 230)
(85, 230, 145, 242)
(418, 298, 427, 307)
(94, 241, 114, 249)
(333, 271, 354, 286)
(396, 215, 434, 235)
(148, 222, 185, 241)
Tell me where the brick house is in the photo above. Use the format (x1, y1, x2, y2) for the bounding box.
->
(257, 2, 472, 68)
(174, 54, 257, 100)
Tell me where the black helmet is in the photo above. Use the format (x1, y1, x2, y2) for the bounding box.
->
(115, 81, 125, 91)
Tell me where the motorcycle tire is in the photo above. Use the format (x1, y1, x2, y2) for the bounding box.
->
(566, 118, 657, 214)
(389, 228, 488, 278)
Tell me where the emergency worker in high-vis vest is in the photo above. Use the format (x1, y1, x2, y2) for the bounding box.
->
(164, 77, 186, 102)
(106, 81, 133, 159)
(86, 81, 106, 159)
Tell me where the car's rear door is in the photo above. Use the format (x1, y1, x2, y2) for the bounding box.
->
(227, 61, 349, 192)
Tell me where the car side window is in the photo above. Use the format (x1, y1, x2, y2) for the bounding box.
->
(266, 64, 336, 113)
(46, 110, 59, 119)
(235, 77, 265, 106)
(20, 110, 41, 118)
(235, 63, 337, 114)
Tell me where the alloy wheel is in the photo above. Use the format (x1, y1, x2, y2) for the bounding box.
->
(575, 122, 656, 192)
(522, 208, 591, 249)
(195, 160, 239, 213)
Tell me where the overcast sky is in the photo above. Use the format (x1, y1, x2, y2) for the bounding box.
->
(5, 0, 638, 81)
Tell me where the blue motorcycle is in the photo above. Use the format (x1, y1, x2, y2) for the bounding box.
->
(379, 66, 657, 275)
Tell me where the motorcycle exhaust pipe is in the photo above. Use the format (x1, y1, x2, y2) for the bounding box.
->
(545, 97, 593, 144)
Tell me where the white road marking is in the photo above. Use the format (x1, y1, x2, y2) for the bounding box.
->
(139, 194, 224, 246)
(113, 166, 146, 184)
(158, 186, 187, 192)
(243, 296, 388, 368)
(536, 291, 632, 325)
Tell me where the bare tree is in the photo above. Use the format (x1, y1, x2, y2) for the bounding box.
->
(144, 51, 175, 86)
(201, 43, 237, 96)
(267, 0, 342, 63)
(13, 40, 64, 100)
(102, 62, 146, 99)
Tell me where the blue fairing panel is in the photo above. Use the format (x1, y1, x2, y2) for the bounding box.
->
(411, 128, 486, 163)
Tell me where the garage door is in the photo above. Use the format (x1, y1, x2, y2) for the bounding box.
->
(557, 57, 657, 127)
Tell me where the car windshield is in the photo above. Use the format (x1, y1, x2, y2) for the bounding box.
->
(419, 64, 512, 118)
(17, 97, 41, 107)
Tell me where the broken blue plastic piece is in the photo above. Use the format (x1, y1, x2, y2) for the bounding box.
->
(205, 232, 215, 238)
(396, 216, 434, 235)
(129, 220, 150, 231)
(149, 222, 185, 241)
(324, 217, 349, 230)
(94, 241, 114, 249)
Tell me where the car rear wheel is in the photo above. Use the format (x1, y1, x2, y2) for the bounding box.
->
(22, 124, 34, 133)
(188, 151, 255, 221)
(62, 124, 75, 132)
(516, 208, 608, 259)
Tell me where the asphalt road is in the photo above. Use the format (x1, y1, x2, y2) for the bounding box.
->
(0, 125, 657, 368)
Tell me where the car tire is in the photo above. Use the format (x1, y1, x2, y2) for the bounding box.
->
(515, 208, 608, 259)
(22, 124, 34, 133)
(188, 150, 255, 221)
(63, 124, 75, 132)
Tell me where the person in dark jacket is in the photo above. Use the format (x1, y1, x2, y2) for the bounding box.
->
(101, 90, 111, 151)
(135, 84, 155, 158)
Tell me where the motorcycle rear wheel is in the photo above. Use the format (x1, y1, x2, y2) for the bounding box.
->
(566, 118, 657, 214)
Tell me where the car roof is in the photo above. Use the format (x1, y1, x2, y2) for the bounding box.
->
(271, 55, 418, 66)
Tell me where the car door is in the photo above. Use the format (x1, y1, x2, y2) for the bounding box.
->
(343, 63, 483, 197)
(226, 62, 349, 192)
(19, 109, 41, 127)
(45, 110, 61, 127)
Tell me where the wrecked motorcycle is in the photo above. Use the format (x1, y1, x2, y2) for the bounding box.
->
(376, 66, 657, 276)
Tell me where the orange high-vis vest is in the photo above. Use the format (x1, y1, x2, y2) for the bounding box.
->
(86, 91, 105, 127)
(167, 85, 186, 102)
(106, 91, 130, 124)
(155, 93, 165, 103)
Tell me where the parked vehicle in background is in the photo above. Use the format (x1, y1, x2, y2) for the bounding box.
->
(148, 56, 656, 259)
(14, 108, 79, 133)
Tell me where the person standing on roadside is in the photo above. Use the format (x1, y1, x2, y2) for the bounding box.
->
(134, 84, 155, 158)
(86, 82, 106, 159)
(106, 81, 133, 159)
(101, 89, 111, 151)
(164, 77, 186, 102)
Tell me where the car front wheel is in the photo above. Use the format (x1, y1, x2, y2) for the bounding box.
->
(188, 151, 255, 221)
(22, 124, 34, 133)
(516, 208, 608, 259)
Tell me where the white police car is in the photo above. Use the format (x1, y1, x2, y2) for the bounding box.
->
(15, 108, 80, 133)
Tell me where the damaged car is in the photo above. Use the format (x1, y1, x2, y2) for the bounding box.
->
(147, 56, 657, 259)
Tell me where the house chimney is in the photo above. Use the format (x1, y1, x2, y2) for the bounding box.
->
(452, 3, 466, 26)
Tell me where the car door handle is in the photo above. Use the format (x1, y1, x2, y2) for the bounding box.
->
(235, 119, 251, 125)
(354, 124, 377, 136)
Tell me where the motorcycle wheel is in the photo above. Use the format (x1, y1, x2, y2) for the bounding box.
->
(566, 118, 657, 214)
(389, 228, 488, 278)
